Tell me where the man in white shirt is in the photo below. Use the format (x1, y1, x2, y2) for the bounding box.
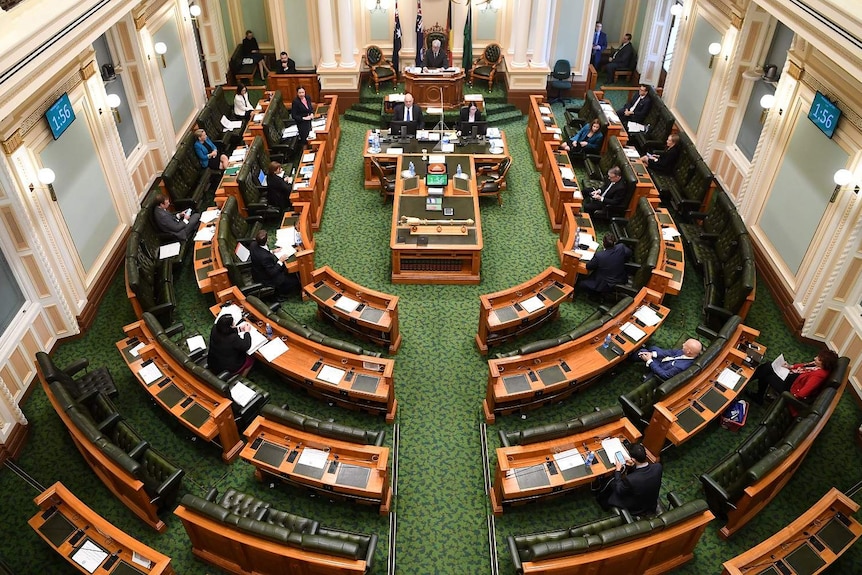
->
(393, 93, 425, 129)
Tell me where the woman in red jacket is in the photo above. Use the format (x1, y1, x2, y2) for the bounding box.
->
(746, 348, 838, 405)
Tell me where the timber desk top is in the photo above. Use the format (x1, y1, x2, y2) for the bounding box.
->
(241, 414, 392, 513)
(30, 482, 174, 575)
(483, 288, 669, 423)
(212, 286, 397, 422)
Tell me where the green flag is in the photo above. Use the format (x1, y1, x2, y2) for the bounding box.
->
(462, 0, 472, 69)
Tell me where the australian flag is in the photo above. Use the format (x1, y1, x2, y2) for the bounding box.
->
(415, 0, 424, 66)
(393, 1, 402, 71)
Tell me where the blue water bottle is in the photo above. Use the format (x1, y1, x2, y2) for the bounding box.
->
(603, 334, 611, 349)
(265, 323, 273, 340)
(456, 164, 462, 177)
(409, 161, 416, 176)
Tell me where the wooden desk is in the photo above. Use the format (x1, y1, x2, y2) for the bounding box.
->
(540, 141, 583, 232)
(191, 204, 223, 294)
(116, 327, 243, 463)
(641, 324, 763, 456)
(305, 265, 402, 353)
(483, 288, 669, 422)
(592, 90, 629, 148)
(266, 73, 321, 107)
(363, 129, 508, 189)
(30, 482, 174, 575)
(312, 95, 340, 171)
(624, 146, 660, 218)
(390, 155, 482, 284)
(491, 418, 644, 515)
(212, 287, 397, 422)
(475, 266, 573, 354)
(655, 208, 685, 296)
(241, 415, 391, 513)
(289, 140, 329, 231)
(722, 488, 862, 575)
(557, 206, 597, 286)
(403, 69, 465, 109)
(526, 95, 562, 171)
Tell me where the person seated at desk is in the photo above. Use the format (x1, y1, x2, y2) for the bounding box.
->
(250, 229, 300, 298)
(423, 39, 447, 70)
(242, 29, 270, 79)
(265, 161, 292, 213)
(616, 84, 652, 131)
(458, 102, 484, 130)
(208, 315, 254, 377)
(233, 84, 254, 121)
(604, 33, 636, 83)
(583, 166, 627, 215)
(291, 86, 315, 148)
(273, 51, 296, 74)
(393, 93, 425, 129)
(578, 233, 631, 297)
(559, 118, 603, 161)
(637, 338, 703, 380)
(595, 443, 663, 516)
(152, 193, 200, 241)
(640, 133, 681, 174)
(193, 128, 229, 170)
(746, 348, 838, 407)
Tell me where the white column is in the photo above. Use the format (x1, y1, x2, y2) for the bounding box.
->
(317, 0, 337, 68)
(267, 0, 290, 54)
(530, 0, 551, 68)
(337, 0, 357, 67)
(511, 0, 532, 68)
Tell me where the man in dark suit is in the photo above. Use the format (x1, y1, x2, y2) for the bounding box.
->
(616, 84, 652, 131)
(152, 193, 200, 241)
(579, 233, 631, 295)
(641, 133, 681, 174)
(604, 34, 635, 82)
(423, 39, 447, 69)
(583, 166, 628, 215)
(249, 230, 300, 297)
(591, 22, 608, 69)
(393, 93, 425, 129)
(458, 103, 483, 131)
(273, 51, 296, 74)
(596, 443, 663, 516)
(637, 338, 703, 380)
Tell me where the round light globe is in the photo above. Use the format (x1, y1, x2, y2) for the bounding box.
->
(759, 94, 775, 110)
(106, 94, 121, 109)
(38, 168, 56, 185)
(670, 4, 683, 16)
(708, 42, 722, 56)
(154, 42, 167, 55)
(189, 4, 202, 17)
(833, 169, 853, 186)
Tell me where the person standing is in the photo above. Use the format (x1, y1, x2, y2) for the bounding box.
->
(591, 22, 608, 69)
(291, 86, 315, 148)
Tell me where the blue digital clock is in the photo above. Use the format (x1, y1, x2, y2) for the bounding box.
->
(807, 91, 840, 138)
(45, 93, 75, 140)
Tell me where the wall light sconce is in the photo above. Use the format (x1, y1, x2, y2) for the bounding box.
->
(478, 0, 502, 11)
(106, 93, 122, 123)
(830, 169, 859, 203)
(29, 168, 57, 201)
(670, 3, 683, 17)
(708, 42, 722, 69)
(759, 93, 775, 124)
(366, 0, 388, 12)
(154, 42, 168, 68)
(189, 4, 201, 18)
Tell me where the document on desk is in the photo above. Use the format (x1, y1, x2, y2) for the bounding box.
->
(216, 304, 243, 325)
(159, 242, 181, 259)
(521, 296, 545, 313)
(559, 166, 575, 181)
(274, 245, 296, 261)
(465, 94, 483, 102)
(427, 107, 444, 115)
(487, 127, 501, 138)
(71, 539, 108, 574)
(129, 342, 146, 357)
(186, 335, 206, 353)
(282, 126, 299, 138)
(624, 147, 640, 159)
(243, 327, 269, 355)
(252, 113, 264, 123)
(601, 437, 629, 461)
(302, 152, 316, 163)
(574, 249, 595, 261)
(200, 209, 221, 224)
(627, 122, 646, 133)
(386, 147, 403, 155)
(440, 143, 455, 152)
(620, 322, 647, 342)
(230, 147, 247, 161)
(312, 118, 326, 129)
(662, 227, 681, 241)
(335, 295, 361, 313)
(633, 305, 661, 326)
(717, 367, 743, 390)
(388, 93, 405, 102)
(772, 354, 790, 380)
(298, 447, 329, 469)
(258, 337, 289, 362)
(234, 241, 250, 262)
(276, 226, 298, 248)
(554, 448, 585, 470)
(428, 154, 446, 164)
(139, 362, 163, 385)
(220, 115, 242, 130)
(538, 106, 551, 115)
(230, 381, 256, 407)
(193, 226, 215, 242)
(318, 365, 346, 385)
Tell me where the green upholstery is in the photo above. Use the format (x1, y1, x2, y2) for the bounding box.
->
(36, 351, 117, 399)
(237, 136, 281, 220)
(196, 86, 241, 151)
(216, 196, 270, 298)
(261, 91, 299, 163)
(469, 43, 503, 91)
(628, 86, 672, 153)
(261, 404, 386, 446)
(565, 91, 610, 142)
(126, 218, 176, 325)
(363, 45, 396, 93)
(610, 196, 654, 247)
(499, 404, 624, 446)
(160, 132, 213, 211)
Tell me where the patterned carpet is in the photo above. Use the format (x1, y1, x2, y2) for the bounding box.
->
(2, 82, 861, 574)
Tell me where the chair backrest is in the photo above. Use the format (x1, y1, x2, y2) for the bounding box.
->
(552, 59, 571, 80)
(424, 24, 448, 53)
(365, 45, 385, 67)
(482, 43, 503, 64)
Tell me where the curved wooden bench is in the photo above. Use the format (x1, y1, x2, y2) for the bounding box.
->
(305, 265, 401, 353)
(475, 266, 573, 354)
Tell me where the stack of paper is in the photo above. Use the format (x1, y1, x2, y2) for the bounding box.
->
(553, 448, 585, 470)
(297, 447, 329, 468)
(241, 325, 268, 354)
(520, 296, 545, 313)
(259, 337, 289, 361)
(388, 93, 406, 102)
(601, 437, 630, 462)
(230, 148, 247, 162)
(624, 147, 640, 159)
(538, 106, 551, 115)
(335, 296, 361, 313)
(661, 227, 681, 241)
(252, 113, 264, 123)
(620, 322, 646, 342)
(318, 365, 346, 384)
(187, 335, 206, 352)
(559, 167, 575, 181)
(216, 304, 243, 325)
(717, 368, 743, 390)
(282, 125, 299, 138)
(139, 363, 162, 385)
(633, 306, 662, 326)
(220, 115, 242, 130)
(276, 226, 299, 248)
(159, 242, 181, 259)
(627, 122, 646, 133)
(312, 118, 326, 128)
(200, 209, 221, 224)
(230, 381, 256, 407)
(302, 152, 316, 162)
(193, 227, 215, 242)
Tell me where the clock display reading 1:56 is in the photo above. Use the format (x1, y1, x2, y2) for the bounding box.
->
(45, 93, 76, 139)
(807, 92, 841, 138)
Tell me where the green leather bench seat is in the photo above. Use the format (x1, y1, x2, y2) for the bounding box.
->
(196, 86, 241, 152)
(161, 131, 214, 211)
(262, 90, 299, 164)
(137, 184, 193, 267)
(499, 404, 624, 446)
(261, 404, 386, 446)
(610, 196, 654, 248)
(238, 136, 282, 221)
(627, 86, 673, 153)
(216, 196, 270, 298)
(141, 312, 270, 431)
(581, 136, 638, 220)
(125, 235, 175, 325)
(563, 90, 609, 143)
(36, 350, 117, 399)
(678, 189, 739, 270)
(244, 294, 383, 357)
(615, 217, 659, 298)
(700, 357, 849, 520)
(181, 488, 377, 568)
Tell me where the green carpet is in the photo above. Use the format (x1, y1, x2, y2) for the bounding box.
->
(2, 86, 861, 575)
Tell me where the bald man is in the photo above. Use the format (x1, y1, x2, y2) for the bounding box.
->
(637, 338, 703, 380)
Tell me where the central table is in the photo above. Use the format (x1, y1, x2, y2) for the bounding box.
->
(403, 69, 466, 109)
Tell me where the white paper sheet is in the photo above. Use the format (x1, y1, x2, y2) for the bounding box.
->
(159, 242, 181, 259)
(428, 154, 446, 164)
(772, 354, 790, 380)
(559, 167, 575, 181)
(297, 447, 329, 469)
(259, 337, 289, 362)
(242, 326, 269, 354)
(138, 362, 162, 385)
(273, 245, 296, 261)
(427, 106, 444, 115)
(193, 227, 215, 242)
(200, 209, 221, 224)
(601, 437, 629, 463)
(220, 115, 242, 130)
(335, 296, 360, 313)
(215, 304, 243, 325)
(620, 322, 647, 342)
(521, 296, 545, 313)
(624, 147, 640, 159)
(627, 122, 646, 133)
(71, 539, 108, 574)
(386, 147, 403, 154)
(662, 227, 681, 241)
(302, 153, 316, 162)
(633, 306, 661, 326)
(554, 448, 585, 470)
(317, 365, 346, 384)
(440, 143, 455, 153)
(129, 342, 146, 357)
(717, 367, 743, 390)
(574, 249, 595, 261)
(538, 106, 551, 114)
(131, 552, 153, 569)
(229, 381, 256, 407)
(186, 335, 206, 352)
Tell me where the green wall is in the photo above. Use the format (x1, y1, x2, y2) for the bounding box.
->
(553, 0, 585, 65)
(284, 0, 313, 66)
(677, 15, 721, 132)
(153, 16, 195, 134)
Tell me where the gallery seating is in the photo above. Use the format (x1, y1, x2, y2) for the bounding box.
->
(699, 356, 849, 538)
(175, 488, 378, 574)
(507, 493, 713, 574)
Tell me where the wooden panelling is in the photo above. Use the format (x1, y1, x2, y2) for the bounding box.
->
(75, 230, 128, 332)
(752, 239, 805, 335)
(32, 314, 51, 349)
(835, 256, 862, 301)
(813, 307, 840, 339)
(21, 253, 49, 297)
(0, 421, 30, 463)
(8, 347, 28, 387)
(1, 205, 26, 249)
(45, 305, 68, 336)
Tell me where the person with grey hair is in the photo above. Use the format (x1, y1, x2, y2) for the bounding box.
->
(423, 38, 446, 69)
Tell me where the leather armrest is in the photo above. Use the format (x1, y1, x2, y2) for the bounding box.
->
(666, 491, 684, 509)
(700, 473, 736, 510)
(172, 198, 195, 211)
(205, 487, 219, 502)
(705, 304, 734, 322)
(695, 324, 720, 340)
(152, 467, 185, 504)
(127, 440, 150, 460)
(780, 391, 812, 414)
(507, 536, 524, 574)
(63, 358, 89, 377)
(164, 322, 185, 338)
(688, 210, 708, 221)
(244, 215, 264, 225)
